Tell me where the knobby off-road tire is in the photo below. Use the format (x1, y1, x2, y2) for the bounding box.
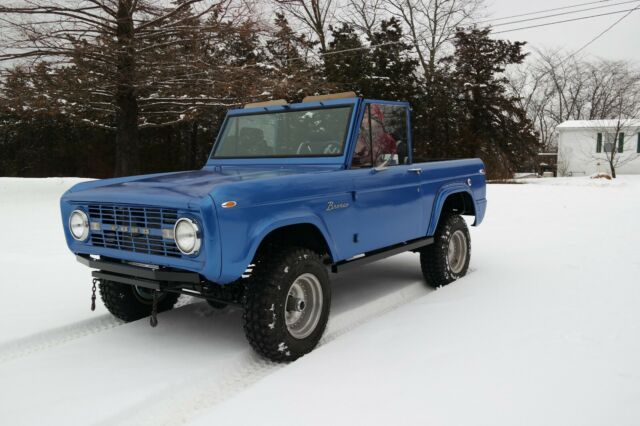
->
(420, 214, 471, 288)
(243, 247, 331, 362)
(99, 280, 180, 322)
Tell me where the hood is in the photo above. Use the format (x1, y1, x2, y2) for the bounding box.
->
(62, 165, 338, 208)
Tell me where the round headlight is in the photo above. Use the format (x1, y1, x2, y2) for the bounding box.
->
(69, 210, 89, 241)
(174, 218, 201, 255)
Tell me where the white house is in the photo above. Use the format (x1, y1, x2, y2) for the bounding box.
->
(556, 119, 640, 176)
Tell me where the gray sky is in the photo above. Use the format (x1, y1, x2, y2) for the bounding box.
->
(487, 0, 640, 62)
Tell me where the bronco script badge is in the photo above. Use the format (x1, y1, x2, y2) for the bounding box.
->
(326, 201, 349, 211)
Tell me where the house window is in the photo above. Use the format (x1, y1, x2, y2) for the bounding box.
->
(600, 132, 625, 154)
(618, 133, 624, 153)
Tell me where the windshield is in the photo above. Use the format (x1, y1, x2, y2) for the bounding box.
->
(211, 106, 353, 158)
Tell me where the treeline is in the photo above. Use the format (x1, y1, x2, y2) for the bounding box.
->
(0, 0, 539, 179)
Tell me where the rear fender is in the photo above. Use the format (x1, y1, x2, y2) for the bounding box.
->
(427, 184, 478, 236)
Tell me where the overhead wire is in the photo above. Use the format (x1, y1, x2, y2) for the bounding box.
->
(278, 1, 640, 61)
(477, 0, 625, 23)
(490, 0, 640, 27)
(492, 7, 639, 34)
(0, 0, 637, 74)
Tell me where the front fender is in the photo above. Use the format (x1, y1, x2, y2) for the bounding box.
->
(427, 183, 479, 236)
(214, 202, 338, 284)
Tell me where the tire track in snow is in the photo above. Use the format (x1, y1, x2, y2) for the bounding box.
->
(0, 315, 123, 364)
(104, 281, 430, 426)
(0, 296, 194, 364)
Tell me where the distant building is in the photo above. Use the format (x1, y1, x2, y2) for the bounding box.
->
(556, 120, 640, 176)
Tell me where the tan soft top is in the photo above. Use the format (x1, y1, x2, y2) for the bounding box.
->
(244, 92, 358, 109)
(302, 91, 357, 103)
(244, 99, 288, 109)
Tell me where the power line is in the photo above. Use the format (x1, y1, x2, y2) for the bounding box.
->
(294, 2, 640, 61)
(492, 0, 640, 27)
(492, 7, 639, 34)
(522, 2, 639, 86)
(559, 3, 640, 63)
(281, 5, 639, 62)
(477, 0, 618, 23)
(1, 1, 636, 75)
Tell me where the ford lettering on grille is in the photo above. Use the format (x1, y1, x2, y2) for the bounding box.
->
(87, 204, 182, 257)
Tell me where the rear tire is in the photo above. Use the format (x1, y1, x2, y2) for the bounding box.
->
(420, 214, 471, 287)
(243, 247, 331, 362)
(99, 280, 180, 322)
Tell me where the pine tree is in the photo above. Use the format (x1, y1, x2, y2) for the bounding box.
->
(264, 13, 324, 101)
(324, 23, 372, 94)
(417, 28, 540, 178)
(324, 19, 418, 101)
(367, 18, 419, 102)
(0, 1, 259, 176)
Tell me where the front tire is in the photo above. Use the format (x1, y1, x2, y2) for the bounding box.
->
(99, 280, 180, 322)
(420, 214, 471, 287)
(243, 247, 331, 362)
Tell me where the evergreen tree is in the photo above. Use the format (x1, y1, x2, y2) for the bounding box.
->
(324, 19, 418, 102)
(265, 13, 324, 101)
(324, 23, 372, 94)
(416, 28, 540, 178)
(367, 18, 419, 102)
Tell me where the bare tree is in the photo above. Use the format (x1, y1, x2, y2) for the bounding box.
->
(274, 0, 335, 53)
(385, 0, 482, 78)
(509, 50, 640, 165)
(346, 0, 383, 40)
(507, 60, 557, 151)
(584, 115, 640, 179)
(0, 0, 258, 176)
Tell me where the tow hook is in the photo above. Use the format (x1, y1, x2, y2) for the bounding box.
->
(150, 291, 159, 327)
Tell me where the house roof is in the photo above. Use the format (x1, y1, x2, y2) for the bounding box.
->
(557, 119, 640, 130)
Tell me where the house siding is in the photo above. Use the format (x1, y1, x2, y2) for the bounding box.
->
(557, 126, 640, 176)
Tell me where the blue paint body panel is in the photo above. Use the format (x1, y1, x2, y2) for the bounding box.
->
(61, 97, 487, 284)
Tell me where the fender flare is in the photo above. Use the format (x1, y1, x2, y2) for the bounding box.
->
(246, 215, 339, 265)
(427, 183, 478, 236)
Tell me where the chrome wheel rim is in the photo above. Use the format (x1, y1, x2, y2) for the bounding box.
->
(447, 230, 467, 274)
(285, 273, 323, 339)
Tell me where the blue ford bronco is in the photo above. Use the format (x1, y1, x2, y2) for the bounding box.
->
(61, 92, 487, 361)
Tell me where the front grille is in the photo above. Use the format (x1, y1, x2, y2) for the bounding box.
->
(87, 204, 182, 258)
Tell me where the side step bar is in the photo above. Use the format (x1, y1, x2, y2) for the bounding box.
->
(331, 237, 434, 273)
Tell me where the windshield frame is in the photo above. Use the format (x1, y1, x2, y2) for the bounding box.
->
(207, 100, 358, 163)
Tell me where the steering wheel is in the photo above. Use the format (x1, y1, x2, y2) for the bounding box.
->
(296, 142, 313, 155)
(323, 143, 340, 155)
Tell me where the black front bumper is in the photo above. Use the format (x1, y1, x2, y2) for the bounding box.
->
(76, 255, 201, 291)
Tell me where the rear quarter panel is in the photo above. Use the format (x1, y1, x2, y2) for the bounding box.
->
(415, 158, 487, 236)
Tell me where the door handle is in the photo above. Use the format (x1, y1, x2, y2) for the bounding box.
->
(408, 168, 422, 175)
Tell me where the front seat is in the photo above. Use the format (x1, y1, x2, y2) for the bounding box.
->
(238, 127, 272, 156)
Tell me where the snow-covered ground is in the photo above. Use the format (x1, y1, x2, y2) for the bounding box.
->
(0, 176, 639, 425)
